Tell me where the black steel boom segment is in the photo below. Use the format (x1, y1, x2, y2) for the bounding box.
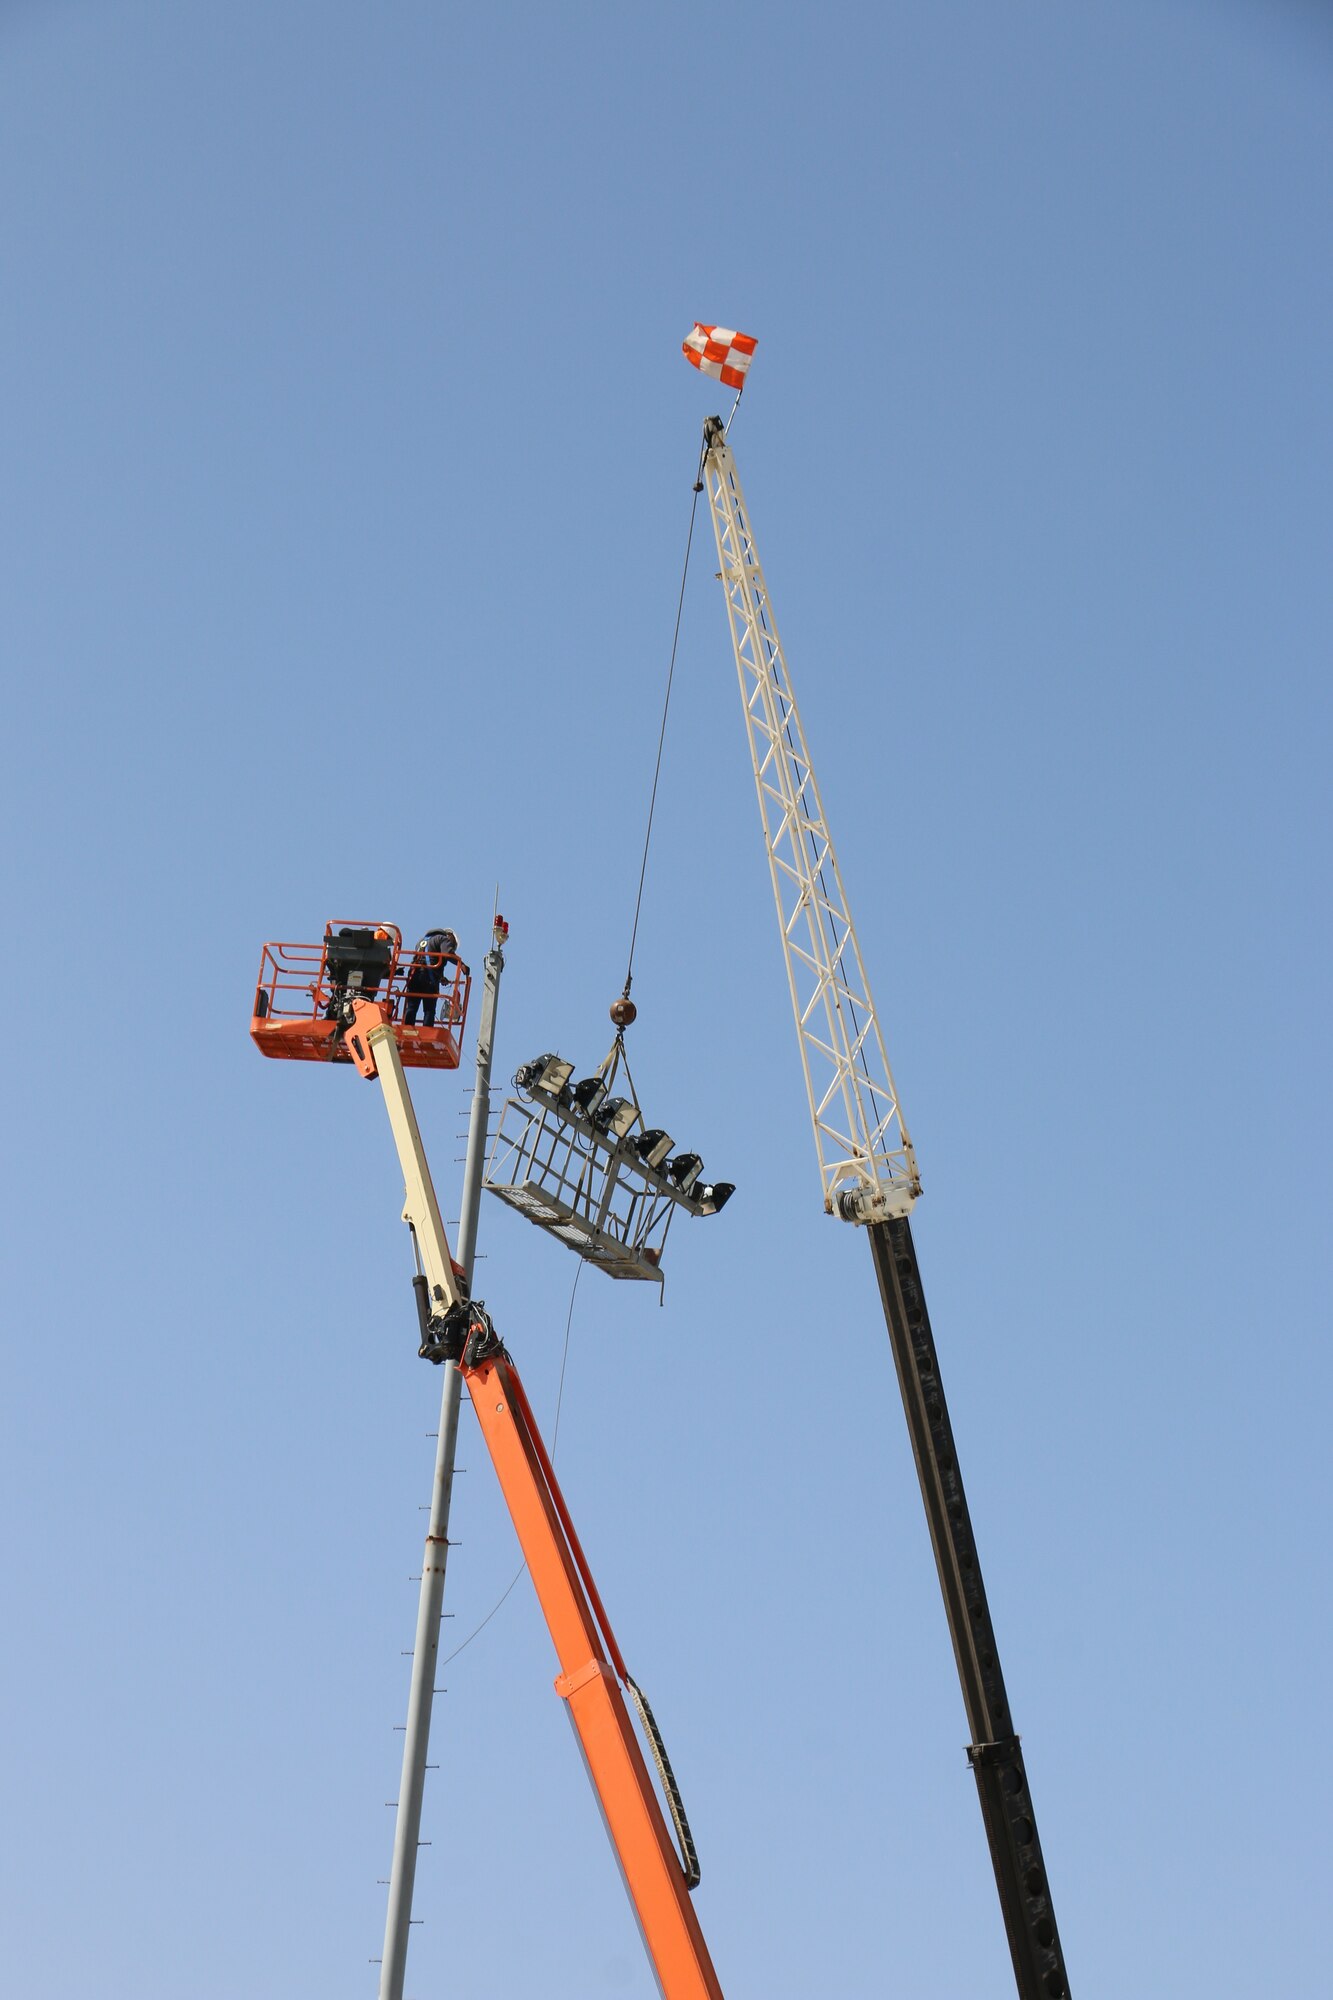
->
(867, 1217, 1071, 2000)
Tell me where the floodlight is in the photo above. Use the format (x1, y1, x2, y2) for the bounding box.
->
(516, 1053, 575, 1099)
(667, 1151, 703, 1195)
(696, 1181, 735, 1215)
(635, 1128, 673, 1172)
(571, 1076, 609, 1119)
(593, 1096, 638, 1140)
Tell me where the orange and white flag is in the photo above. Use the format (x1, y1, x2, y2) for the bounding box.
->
(682, 323, 757, 391)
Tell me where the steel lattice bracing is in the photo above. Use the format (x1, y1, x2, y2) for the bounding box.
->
(701, 417, 920, 1224)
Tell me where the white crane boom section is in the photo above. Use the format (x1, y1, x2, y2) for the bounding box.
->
(361, 1017, 465, 1313)
(701, 417, 920, 1223)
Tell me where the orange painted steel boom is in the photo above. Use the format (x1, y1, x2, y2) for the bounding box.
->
(458, 1335, 724, 2000)
(341, 994, 724, 1999)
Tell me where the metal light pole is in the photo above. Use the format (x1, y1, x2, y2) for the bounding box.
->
(378, 916, 508, 2000)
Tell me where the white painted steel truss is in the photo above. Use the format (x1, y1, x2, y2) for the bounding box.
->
(702, 418, 920, 1222)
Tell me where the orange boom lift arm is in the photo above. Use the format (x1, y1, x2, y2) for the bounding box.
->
(342, 999, 725, 2000)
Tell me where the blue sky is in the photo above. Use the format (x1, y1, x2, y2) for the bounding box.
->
(2, 3, 1330, 1995)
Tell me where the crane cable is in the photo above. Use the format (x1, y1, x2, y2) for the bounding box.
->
(620, 436, 709, 1005)
(600, 442, 712, 1888)
(442, 439, 708, 1671)
(438, 446, 712, 1888)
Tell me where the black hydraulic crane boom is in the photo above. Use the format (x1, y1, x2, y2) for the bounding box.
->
(869, 1218, 1069, 1998)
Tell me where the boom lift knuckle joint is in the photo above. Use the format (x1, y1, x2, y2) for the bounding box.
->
(417, 1299, 474, 1366)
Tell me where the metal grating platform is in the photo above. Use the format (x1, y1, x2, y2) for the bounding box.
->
(488, 1181, 665, 1281)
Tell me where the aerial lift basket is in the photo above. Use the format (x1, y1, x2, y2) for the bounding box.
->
(249, 920, 471, 1070)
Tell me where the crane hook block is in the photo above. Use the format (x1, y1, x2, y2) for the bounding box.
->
(610, 996, 637, 1029)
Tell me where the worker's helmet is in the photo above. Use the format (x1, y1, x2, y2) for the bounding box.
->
(440, 929, 458, 951)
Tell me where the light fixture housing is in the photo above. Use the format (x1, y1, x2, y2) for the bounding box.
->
(667, 1151, 703, 1195)
(516, 1053, 575, 1099)
(696, 1181, 735, 1215)
(570, 1076, 609, 1119)
(635, 1128, 674, 1172)
(593, 1096, 638, 1140)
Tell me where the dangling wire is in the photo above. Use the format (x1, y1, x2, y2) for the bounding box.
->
(621, 435, 709, 1003)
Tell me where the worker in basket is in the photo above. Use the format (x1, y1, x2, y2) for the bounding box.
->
(403, 928, 459, 1028)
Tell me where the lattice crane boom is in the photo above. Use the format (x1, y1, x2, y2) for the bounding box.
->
(701, 413, 1072, 2000)
(702, 415, 920, 1225)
